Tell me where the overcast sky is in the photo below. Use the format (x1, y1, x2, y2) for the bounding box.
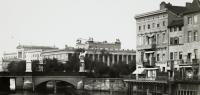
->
(0, 0, 192, 56)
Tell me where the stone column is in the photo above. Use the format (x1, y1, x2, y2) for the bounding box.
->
(103, 55, 105, 63)
(122, 54, 124, 62)
(97, 54, 100, 61)
(117, 54, 119, 63)
(112, 54, 115, 64)
(126, 55, 129, 64)
(131, 55, 133, 61)
(107, 56, 110, 66)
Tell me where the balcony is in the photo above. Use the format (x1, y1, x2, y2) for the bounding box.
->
(137, 44, 156, 50)
(143, 57, 156, 67)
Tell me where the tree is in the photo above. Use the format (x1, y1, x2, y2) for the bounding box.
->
(84, 57, 94, 72)
(65, 53, 80, 72)
(128, 60, 136, 74)
(63, 48, 86, 72)
(31, 60, 39, 72)
(7, 60, 26, 73)
(94, 61, 110, 77)
(43, 58, 64, 72)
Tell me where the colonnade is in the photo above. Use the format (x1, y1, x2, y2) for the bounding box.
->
(85, 53, 135, 66)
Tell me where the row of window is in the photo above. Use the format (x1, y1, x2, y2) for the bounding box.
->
(169, 26, 182, 32)
(137, 14, 167, 22)
(138, 32, 166, 46)
(157, 53, 165, 61)
(138, 21, 166, 31)
(4, 56, 17, 59)
(139, 31, 198, 46)
(44, 54, 68, 60)
(187, 15, 198, 25)
(170, 52, 182, 60)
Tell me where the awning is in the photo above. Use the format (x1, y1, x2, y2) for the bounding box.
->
(145, 51, 155, 54)
(179, 65, 192, 68)
(132, 68, 145, 74)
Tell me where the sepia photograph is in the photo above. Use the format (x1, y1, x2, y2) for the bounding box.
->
(0, 0, 199, 95)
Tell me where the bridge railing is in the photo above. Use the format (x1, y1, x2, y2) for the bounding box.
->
(0, 72, 88, 76)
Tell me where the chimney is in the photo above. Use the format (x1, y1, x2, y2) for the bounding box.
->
(160, 1, 166, 10)
(186, 2, 192, 8)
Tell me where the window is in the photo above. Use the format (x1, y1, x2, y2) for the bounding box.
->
(143, 25, 145, 30)
(148, 24, 150, 29)
(152, 23, 155, 28)
(162, 54, 165, 61)
(178, 26, 182, 31)
(188, 17, 192, 24)
(170, 37, 174, 45)
(162, 33, 165, 43)
(163, 21, 166, 26)
(174, 27, 177, 32)
(194, 49, 198, 59)
(174, 37, 179, 45)
(139, 26, 141, 31)
(187, 53, 191, 61)
(170, 52, 173, 60)
(157, 24, 160, 27)
(179, 52, 182, 59)
(157, 34, 160, 44)
(170, 28, 173, 32)
(157, 54, 160, 61)
(188, 31, 192, 42)
(194, 15, 198, 24)
(162, 67, 165, 72)
(194, 31, 198, 41)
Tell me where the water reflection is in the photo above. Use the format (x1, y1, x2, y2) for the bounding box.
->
(7, 90, 126, 95)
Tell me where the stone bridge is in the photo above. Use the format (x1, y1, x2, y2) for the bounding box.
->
(0, 72, 87, 89)
(32, 76, 85, 88)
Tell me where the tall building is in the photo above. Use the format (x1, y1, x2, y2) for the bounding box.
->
(133, 1, 188, 81)
(168, 19, 184, 71)
(128, 0, 200, 95)
(135, 2, 187, 72)
(167, 0, 200, 78)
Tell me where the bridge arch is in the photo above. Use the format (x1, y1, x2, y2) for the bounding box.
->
(33, 76, 85, 88)
(35, 80, 75, 89)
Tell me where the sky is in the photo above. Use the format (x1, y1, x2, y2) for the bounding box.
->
(0, 0, 192, 57)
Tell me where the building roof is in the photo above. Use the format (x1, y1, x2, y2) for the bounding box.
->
(168, 19, 184, 28)
(166, 5, 187, 15)
(16, 45, 58, 50)
(135, 2, 187, 19)
(183, 0, 200, 15)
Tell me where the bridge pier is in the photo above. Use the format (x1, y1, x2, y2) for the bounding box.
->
(54, 80, 57, 94)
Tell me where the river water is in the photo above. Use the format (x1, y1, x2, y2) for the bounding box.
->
(8, 90, 127, 95)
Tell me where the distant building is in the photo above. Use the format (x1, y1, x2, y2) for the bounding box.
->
(76, 38, 121, 50)
(3, 45, 58, 72)
(43, 39, 135, 66)
(2, 39, 135, 72)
